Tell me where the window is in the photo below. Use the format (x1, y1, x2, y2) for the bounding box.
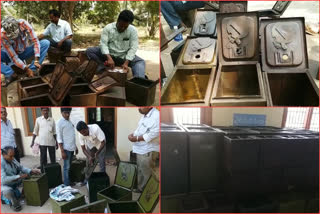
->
(173, 108, 201, 125)
(283, 107, 319, 131)
(24, 108, 52, 136)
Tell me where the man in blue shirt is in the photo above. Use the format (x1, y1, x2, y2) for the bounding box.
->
(1, 146, 41, 211)
(56, 108, 78, 186)
(1, 107, 20, 163)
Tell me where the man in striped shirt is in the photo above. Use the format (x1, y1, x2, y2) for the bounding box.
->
(1, 16, 50, 80)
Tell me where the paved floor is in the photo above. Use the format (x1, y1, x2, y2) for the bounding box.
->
(161, 1, 319, 88)
(1, 155, 159, 213)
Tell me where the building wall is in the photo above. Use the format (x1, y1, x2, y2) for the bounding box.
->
(211, 108, 285, 127)
(6, 107, 141, 162)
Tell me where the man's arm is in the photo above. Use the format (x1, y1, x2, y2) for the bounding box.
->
(100, 26, 115, 68)
(94, 125, 106, 157)
(22, 20, 40, 62)
(58, 21, 73, 46)
(125, 27, 139, 62)
(30, 118, 39, 147)
(1, 38, 27, 70)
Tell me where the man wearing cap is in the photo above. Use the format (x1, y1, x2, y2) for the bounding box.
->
(76, 121, 107, 173)
(1, 107, 20, 163)
(38, 9, 73, 52)
(30, 108, 58, 170)
(86, 10, 146, 78)
(128, 107, 159, 192)
(1, 16, 50, 83)
(56, 108, 78, 186)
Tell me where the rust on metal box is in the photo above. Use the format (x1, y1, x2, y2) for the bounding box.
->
(47, 47, 64, 63)
(219, 1, 247, 13)
(89, 75, 118, 94)
(49, 62, 66, 86)
(68, 83, 97, 106)
(75, 60, 97, 82)
(260, 17, 308, 73)
(217, 12, 259, 65)
(191, 10, 216, 37)
(97, 86, 126, 106)
(50, 70, 74, 105)
(18, 77, 47, 100)
(64, 57, 81, 73)
(105, 67, 127, 87)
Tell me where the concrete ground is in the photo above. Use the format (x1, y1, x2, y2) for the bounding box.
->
(161, 1, 319, 89)
(1, 155, 159, 213)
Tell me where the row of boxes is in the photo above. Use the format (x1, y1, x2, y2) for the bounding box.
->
(161, 8, 318, 106)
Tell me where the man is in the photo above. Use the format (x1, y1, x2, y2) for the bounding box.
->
(1, 107, 20, 163)
(1, 146, 41, 211)
(86, 10, 145, 78)
(38, 9, 73, 52)
(1, 16, 50, 82)
(30, 108, 58, 170)
(128, 108, 159, 192)
(56, 108, 78, 186)
(161, 1, 205, 40)
(76, 121, 106, 173)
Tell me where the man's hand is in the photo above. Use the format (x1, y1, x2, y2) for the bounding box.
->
(56, 143, 59, 150)
(61, 151, 67, 160)
(57, 41, 63, 48)
(34, 61, 41, 69)
(31, 169, 41, 175)
(30, 140, 35, 148)
(25, 67, 34, 77)
(121, 60, 129, 71)
(88, 156, 94, 165)
(104, 56, 115, 69)
(75, 148, 79, 155)
(128, 133, 136, 142)
(20, 174, 29, 179)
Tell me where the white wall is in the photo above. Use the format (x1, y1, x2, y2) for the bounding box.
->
(6, 107, 141, 161)
(116, 108, 141, 161)
(212, 108, 285, 127)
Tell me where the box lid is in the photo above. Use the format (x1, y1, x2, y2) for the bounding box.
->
(70, 199, 106, 213)
(161, 123, 185, 132)
(192, 10, 216, 37)
(272, 1, 291, 16)
(89, 75, 118, 94)
(219, 1, 248, 13)
(127, 77, 158, 88)
(182, 37, 216, 64)
(217, 12, 259, 65)
(138, 175, 159, 213)
(114, 162, 137, 190)
(50, 70, 74, 104)
(75, 60, 98, 82)
(49, 62, 66, 86)
(260, 17, 308, 73)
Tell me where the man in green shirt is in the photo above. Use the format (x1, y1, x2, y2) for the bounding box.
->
(86, 10, 145, 78)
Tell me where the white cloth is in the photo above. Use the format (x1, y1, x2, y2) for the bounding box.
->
(79, 124, 106, 150)
(132, 108, 159, 155)
(33, 116, 56, 146)
(49, 184, 79, 202)
(43, 19, 72, 42)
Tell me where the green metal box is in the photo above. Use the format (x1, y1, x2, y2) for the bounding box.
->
(23, 173, 49, 206)
(43, 163, 62, 188)
(50, 193, 85, 213)
(70, 199, 106, 213)
(305, 198, 319, 213)
(69, 159, 86, 183)
(88, 172, 110, 203)
(107, 175, 159, 213)
(97, 162, 136, 204)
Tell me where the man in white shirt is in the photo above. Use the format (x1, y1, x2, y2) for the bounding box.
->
(76, 121, 107, 173)
(38, 9, 73, 52)
(56, 108, 78, 186)
(30, 108, 58, 170)
(128, 108, 159, 192)
(1, 107, 20, 163)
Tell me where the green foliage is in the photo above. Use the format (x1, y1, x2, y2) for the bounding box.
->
(87, 1, 121, 25)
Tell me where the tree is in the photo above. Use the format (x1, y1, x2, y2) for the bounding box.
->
(87, 1, 121, 26)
